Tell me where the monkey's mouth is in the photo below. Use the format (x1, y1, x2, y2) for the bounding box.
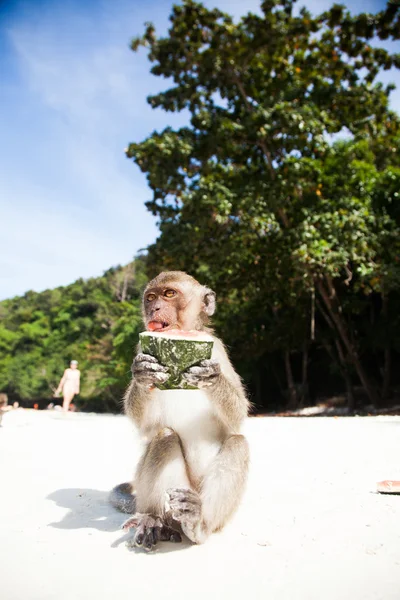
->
(147, 321, 171, 332)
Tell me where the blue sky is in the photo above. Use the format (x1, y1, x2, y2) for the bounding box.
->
(0, 0, 398, 300)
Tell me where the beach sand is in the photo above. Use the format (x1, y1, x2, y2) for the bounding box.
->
(1, 409, 400, 600)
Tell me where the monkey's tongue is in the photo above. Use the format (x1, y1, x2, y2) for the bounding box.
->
(148, 321, 167, 332)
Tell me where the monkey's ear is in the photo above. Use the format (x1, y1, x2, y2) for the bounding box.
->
(203, 287, 216, 316)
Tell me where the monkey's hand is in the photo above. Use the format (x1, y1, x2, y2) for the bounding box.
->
(183, 359, 221, 389)
(132, 354, 170, 388)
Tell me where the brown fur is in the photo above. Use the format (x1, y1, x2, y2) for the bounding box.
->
(110, 272, 249, 550)
(143, 271, 215, 331)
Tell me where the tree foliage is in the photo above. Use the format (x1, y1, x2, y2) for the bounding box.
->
(0, 260, 146, 411)
(127, 0, 400, 410)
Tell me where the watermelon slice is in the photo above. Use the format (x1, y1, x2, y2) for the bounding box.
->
(139, 330, 214, 390)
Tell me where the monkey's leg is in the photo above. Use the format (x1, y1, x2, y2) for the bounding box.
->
(123, 427, 189, 550)
(168, 434, 249, 544)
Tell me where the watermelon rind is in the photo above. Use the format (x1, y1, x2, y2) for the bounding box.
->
(139, 331, 214, 390)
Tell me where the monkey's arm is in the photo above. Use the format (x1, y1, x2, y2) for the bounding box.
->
(209, 368, 249, 431)
(124, 353, 169, 427)
(183, 339, 249, 431)
(124, 379, 151, 426)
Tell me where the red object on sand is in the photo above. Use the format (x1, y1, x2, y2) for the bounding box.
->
(376, 480, 400, 494)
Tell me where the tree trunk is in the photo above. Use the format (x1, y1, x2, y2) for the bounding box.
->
(121, 272, 129, 302)
(316, 277, 379, 406)
(300, 342, 308, 407)
(317, 298, 355, 411)
(321, 337, 355, 413)
(334, 339, 355, 413)
(310, 286, 315, 341)
(381, 293, 391, 401)
(254, 364, 262, 409)
(272, 362, 285, 397)
(382, 348, 391, 401)
(284, 350, 298, 410)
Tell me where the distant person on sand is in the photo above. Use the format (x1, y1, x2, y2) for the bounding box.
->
(54, 361, 80, 412)
(0, 393, 13, 426)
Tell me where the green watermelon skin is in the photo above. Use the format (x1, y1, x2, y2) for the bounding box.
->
(139, 332, 214, 390)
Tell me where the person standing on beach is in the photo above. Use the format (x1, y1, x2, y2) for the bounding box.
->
(54, 361, 80, 412)
(0, 393, 12, 426)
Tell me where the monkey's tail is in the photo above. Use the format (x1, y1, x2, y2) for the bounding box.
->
(109, 482, 137, 514)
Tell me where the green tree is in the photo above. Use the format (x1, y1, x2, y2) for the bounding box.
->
(126, 0, 400, 408)
(0, 259, 147, 411)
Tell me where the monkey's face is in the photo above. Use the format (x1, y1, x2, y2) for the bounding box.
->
(142, 272, 216, 332)
(143, 282, 200, 332)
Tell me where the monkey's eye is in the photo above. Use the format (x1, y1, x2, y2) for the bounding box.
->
(146, 293, 156, 302)
(164, 289, 177, 298)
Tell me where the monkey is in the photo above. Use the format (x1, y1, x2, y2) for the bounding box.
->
(110, 271, 249, 551)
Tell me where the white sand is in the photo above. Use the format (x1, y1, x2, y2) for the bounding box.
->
(1, 409, 400, 600)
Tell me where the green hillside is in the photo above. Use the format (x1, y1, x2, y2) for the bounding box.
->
(0, 260, 147, 412)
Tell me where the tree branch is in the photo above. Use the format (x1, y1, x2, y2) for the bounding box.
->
(231, 71, 275, 179)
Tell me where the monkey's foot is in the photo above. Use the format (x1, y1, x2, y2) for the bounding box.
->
(123, 513, 181, 551)
(166, 488, 207, 544)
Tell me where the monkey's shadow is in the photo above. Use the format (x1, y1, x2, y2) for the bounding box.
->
(47, 488, 191, 554)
